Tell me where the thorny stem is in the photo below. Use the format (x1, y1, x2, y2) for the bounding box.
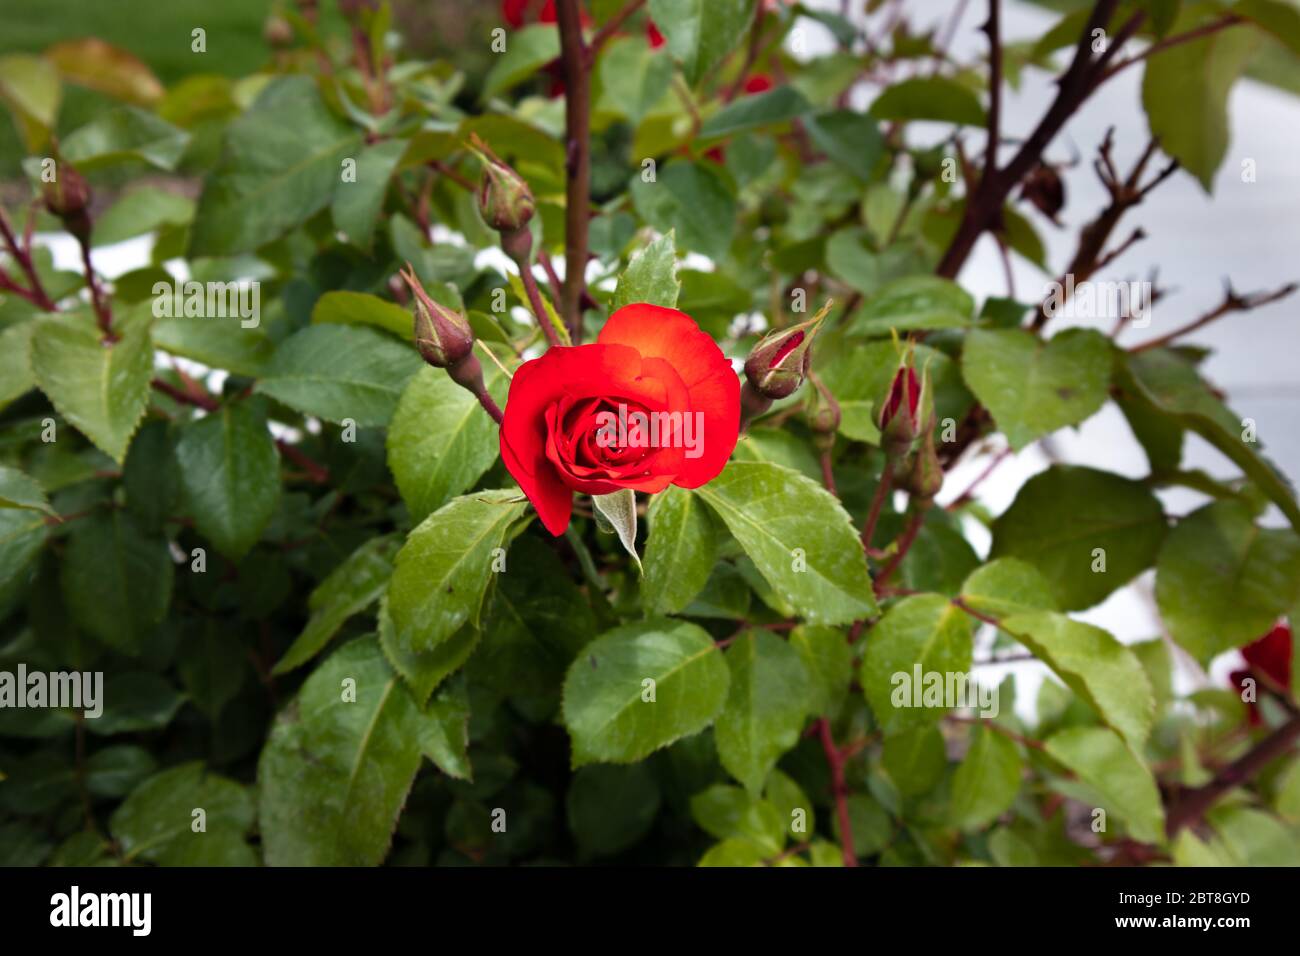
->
(1165, 709, 1300, 837)
(78, 237, 115, 340)
(0, 206, 58, 311)
(587, 0, 647, 63)
(816, 718, 857, 867)
(860, 468, 891, 552)
(874, 507, 924, 591)
(556, 0, 591, 341)
(516, 256, 564, 348)
(1130, 282, 1299, 353)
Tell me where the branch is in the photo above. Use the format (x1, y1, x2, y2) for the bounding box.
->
(78, 237, 115, 341)
(1102, 14, 1244, 83)
(935, 0, 1131, 278)
(586, 0, 647, 64)
(1165, 710, 1300, 837)
(1028, 132, 1175, 334)
(1130, 281, 1298, 353)
(0, 207, 58, 311)
(556, 0, 591, 342)
(815, 718, 858, 867)
(874, 507, 925, 592)
(981, 0, 1002, 180)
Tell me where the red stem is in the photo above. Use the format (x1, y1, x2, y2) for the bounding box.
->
(816, 718, 857, 867)
(556, 0, 591, 342)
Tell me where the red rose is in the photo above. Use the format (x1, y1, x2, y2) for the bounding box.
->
(1230, 623, 1293, 725)
(500, 304, 740, 535)
(743, 74, 774, 95)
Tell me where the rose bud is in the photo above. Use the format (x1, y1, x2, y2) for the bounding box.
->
(879, 356, 921, 459)
(399, 265, 474, 369)
(500, 304, 739, 535)
(264, 15, 294, 47)
(739, 303, 830, 429)
(42, 161, 92, 241)
(469, 135, 535, 236)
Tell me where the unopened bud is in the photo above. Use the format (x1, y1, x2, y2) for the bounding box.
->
(469, 135, 535, 235)
(903, 430, 943, 506)
(807, 375, 840, 454)
(398, 264, 474, 369)
(879, 355, 921, 460)
(743, 302, 830, 401)
(42, 162, 92, 241)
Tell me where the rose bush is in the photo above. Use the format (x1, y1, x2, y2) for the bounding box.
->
(1, 0, 1299, 869)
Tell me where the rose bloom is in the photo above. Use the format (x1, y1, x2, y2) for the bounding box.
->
(500, 304, 740, 535)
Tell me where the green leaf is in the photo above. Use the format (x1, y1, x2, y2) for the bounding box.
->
(612, 230, 680, 311)
(1237, 0, 1300, 56)
(387, 490, 530, 654)
(695, 461, 877, 625)
(0, 465, 53, 516)
(698, 837, 770, 866)
(1141, 10, 1258, 191)
(387, 362, 508, 523)
(175, 398, 281, 560)
(629, 160, 737, 261)
(689, 783, 785, 855)
(475, 535, 595, 689)
(85, 745, 156, 799)
(0, 508, 46, 612)
(61, 106, 188, 170)
(258, 637, 432, 866)
(418, 677, 472, 780)
(177, 619, 248, 719)
(62, 511, 172, 655)
(482, 24, 562, 98)
(961, 328, 1112, 451)
(189, 76, 362, 256)
(378, 600, 481, 705)
(85, 672, 184, 736)
(868, 77, 986, 126)
(789, 624, 853, 716)
(882, 726, 947, 796)
(949, 725, 1023, 829)
(714, 629, 815, 793)
(0, 322, 36, 412)
(1155, 500, 1300, 661)
(111, 762, 256, 866)
(312, 290, 413, 340)
(598, 35, 673, 125)
(274, 535, 400, 674)
(832, 793, 893, 857)
(93, 187, 194, 245)
(642, 485, 717, 614)
(803, 109, 885, 181)
(331, 139, 405, 249)
(256, 324, 423, 428)
(860, 593, 973, 733)
(959, 557, 1058, 619)
(699, 86, 810, 139)
(648, 0, 759, 85)
(852, 276, 975, 336)
(30, 311, 153, 464)
(151, 315, 273, 379)
(999, 611, 1154, 748)
(730, 427, 822, 480)
(567, 763, 662, 858)
(1121, 348, 1300, 532)
(561, 618, 730, 765)
(592, 488, 642, 573)
(0, 54, 61, 148)
(990, 466, 1166, 610)
(1206, 804, 1300, 865)
(1043, 727, 1164, 844)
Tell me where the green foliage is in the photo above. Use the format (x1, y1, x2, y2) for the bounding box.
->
(1, 0, 1297, 871)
